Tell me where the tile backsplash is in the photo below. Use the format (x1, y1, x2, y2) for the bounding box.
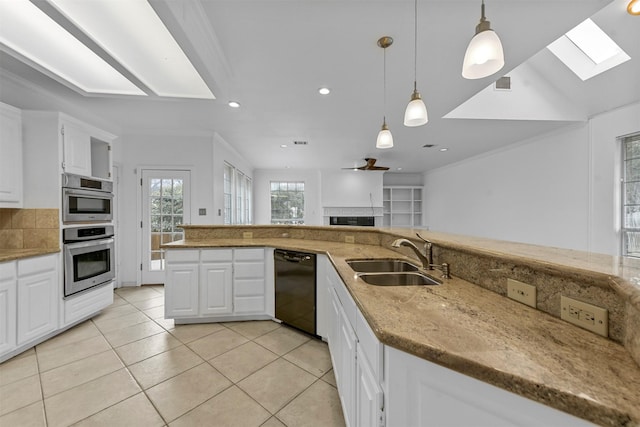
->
(0, 208, 59, 249)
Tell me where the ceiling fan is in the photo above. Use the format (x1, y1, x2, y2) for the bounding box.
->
(345, 158, 390, 171)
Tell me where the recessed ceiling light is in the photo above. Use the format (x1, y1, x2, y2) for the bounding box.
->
(439, 148, 448, 152)
(318, 87, 331, 95)
(397, 167, 403, 171)
(228, 101, 240, 108)
(280, 144, 288, 148)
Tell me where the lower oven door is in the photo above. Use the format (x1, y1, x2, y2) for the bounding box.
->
(64, 237, 115, 298)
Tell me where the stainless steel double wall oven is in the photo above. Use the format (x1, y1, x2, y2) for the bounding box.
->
(62, 173, 115, 298)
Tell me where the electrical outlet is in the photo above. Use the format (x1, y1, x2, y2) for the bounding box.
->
(242, 232, 253, 239)
(560, 296, 608, 337)
(344, 235, 355, 243)
(507, 279, 536, 308)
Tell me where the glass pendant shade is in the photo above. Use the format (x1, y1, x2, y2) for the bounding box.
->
(403, 90, 428, 126)
(462, 1, 504, 79)
(376, 121, 393, 149)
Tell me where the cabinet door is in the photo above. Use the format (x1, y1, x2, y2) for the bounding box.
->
(165, 263, 199, 318)
(62, 121, 91, 176)
(356, 343, 384, 427)
(17, 270, 58, 345)
(200, 262, 233, 315)
(0, 104, 22, 205)
(338, 294, 357, 427)
(0, 273, 17, 355)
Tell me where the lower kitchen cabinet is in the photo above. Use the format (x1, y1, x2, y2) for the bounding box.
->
(356, 342, 384, 427)
(17, 254, 58, 346)
(384, 345, 593, 427)
(0, 262, 17, 355)
(165, 248, 270, 322)
(200, 249, 233, 315)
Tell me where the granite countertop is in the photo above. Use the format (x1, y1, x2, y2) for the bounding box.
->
(0, 248, 60, 262)
(165, 237, 640, 426)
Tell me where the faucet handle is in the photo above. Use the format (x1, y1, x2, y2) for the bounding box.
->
(416, 233, 431, 246)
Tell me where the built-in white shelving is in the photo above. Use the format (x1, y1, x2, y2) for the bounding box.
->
(382, 186, 422, 227)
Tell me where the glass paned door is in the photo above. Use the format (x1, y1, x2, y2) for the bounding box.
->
(141, 170, 190, 284)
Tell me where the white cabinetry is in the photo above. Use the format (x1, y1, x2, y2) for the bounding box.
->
(16, 254, 58, 346)
(200, 249, 233, 315)
(382, 186, 422, 227)
(384, 345, 593, 427)
(165, 250, 200, 318)
(0, 262, 17, 355)
(61, 119, 92, 177)
(233, 248, 266, 314)
(165, 248, 271, 322)
(326, 263, 384, 427)
(0, 102, 23, 207)
(22, 112, 115, 202)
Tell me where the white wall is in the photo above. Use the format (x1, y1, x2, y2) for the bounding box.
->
(253, 169, 322, 225)
(424, 102, 640, 255)
(212, 133, 253, 225)
(383, 172, 424, 187)
(321, 170, 383, 208)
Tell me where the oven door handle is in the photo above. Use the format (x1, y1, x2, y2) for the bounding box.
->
(64, 188, 114, 199)
(65, 237, 114, 249)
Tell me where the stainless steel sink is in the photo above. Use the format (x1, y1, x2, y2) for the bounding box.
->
(357, 272, 441, 286)
(346, 259, 420, 273)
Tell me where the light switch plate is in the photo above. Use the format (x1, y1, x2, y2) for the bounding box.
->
(560, 296, 608, 337)
(344, 235, 355, 243)
(242, 232, 253, 239)
(507, 279, 536, 308)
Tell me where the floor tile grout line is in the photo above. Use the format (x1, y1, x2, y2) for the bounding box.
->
(32, 345, 48, 427)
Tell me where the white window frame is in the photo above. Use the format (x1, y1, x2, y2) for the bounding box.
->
(621, 133, 640, 258)
(270, 181, 305, 224)
(223, 161, 252, 225)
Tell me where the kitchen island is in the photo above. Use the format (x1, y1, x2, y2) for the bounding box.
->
(163, 225, 640, 426)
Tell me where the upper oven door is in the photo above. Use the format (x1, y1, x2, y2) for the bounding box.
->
(63, 188, 114, 223)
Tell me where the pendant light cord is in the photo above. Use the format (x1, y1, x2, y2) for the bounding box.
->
(383, 45, 387, 124)
(413, 0, 418, 90)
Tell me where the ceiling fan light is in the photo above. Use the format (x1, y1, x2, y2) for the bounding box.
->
(404, 90, 428, 126)
(376, 122, 394, 149)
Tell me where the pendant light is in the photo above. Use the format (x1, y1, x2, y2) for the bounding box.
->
(403, 0, 428, 127)
(629, 0, 640, 15)
(462, 0, 504, 79)
(376, 36, 394, 149)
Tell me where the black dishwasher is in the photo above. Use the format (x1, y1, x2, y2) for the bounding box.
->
(274, 249, 317, 336)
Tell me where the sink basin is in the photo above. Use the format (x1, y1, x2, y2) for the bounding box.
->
(346, 259, 420, 273)
(357, 272, 441, 286)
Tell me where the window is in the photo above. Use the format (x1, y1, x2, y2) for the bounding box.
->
(622, 133, 640, 258)
(270, 181, 304, 224)
(223, 162, 252, 225)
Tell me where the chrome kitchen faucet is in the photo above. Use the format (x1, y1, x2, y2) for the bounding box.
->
(391, 234, 450, 279)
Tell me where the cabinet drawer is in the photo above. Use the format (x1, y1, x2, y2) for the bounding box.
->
(18, 253, 57, 276)
(166, 249, 199, 263)
(234, 262, 265, 279)
(234, 296, 265, 313)
(201, 249, 233, 262)
(333, 275, 357, 329)
(234, 248, 265, 262)
(0, 261, 16, 280)
(64, 282, 113, 325)
(234, 279, 264, 297)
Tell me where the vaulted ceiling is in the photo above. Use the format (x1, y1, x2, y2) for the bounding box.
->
(1, 0, 638, 172)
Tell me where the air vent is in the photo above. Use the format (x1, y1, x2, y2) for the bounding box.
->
(495, 76, 511, 90)
(293, 140, 308, 145)
(422, 144, 436, 148)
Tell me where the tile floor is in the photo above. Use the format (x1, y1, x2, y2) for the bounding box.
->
(0, 285, 346, 427)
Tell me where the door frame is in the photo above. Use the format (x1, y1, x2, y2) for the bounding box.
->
(136, 165, 193, 286)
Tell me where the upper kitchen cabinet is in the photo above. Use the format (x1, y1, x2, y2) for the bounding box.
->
(0, 102, 23, 208)
(22, 111, 116, 208)
(61, 115, 114, 180)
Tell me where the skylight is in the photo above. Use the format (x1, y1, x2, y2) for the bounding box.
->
(48, 0, 215, 99)
(547, 19, 630, 81)
(0, 0, 215, 99)
(0, 0, 145, 96)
